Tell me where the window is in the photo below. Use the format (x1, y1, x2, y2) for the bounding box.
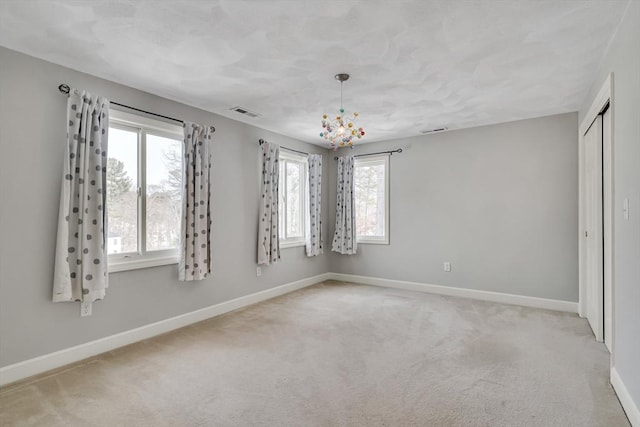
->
(107, 110, 183, 271)
(354, 155, 389, 244)
(278, 151, 307, 248)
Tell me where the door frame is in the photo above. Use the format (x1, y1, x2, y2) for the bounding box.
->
(578, 73, 614, 354)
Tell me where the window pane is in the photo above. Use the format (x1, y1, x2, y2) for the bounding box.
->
(355, 162, 386, 238)
(107, 127, 138, 254)
(146, 134, 182, 251)
(286, 161, 303, 238)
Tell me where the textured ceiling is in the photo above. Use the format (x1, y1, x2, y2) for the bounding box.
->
(0, 0, 630, 145)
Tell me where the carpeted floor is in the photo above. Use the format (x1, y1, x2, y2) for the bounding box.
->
(0, 280, 629, 426)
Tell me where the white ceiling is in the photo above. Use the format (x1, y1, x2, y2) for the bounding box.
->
(0, 0, 630, 145)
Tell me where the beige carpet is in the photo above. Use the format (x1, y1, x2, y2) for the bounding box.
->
(0, 281, 629, 426)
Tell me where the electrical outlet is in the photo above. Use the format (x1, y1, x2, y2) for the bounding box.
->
(444, 262, 451, 272)
(80, 301, 92, 317)
(256, 266, 262, 277)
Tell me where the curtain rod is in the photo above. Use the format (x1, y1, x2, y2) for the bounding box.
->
(258, 138, 308, 156)
(334, 148, 402, 160)
(58, 84, 216, 133)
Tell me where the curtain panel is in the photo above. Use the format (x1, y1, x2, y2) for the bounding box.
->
(306, 154, 323, 256)
(257, 141, 280, 265)
(53, 89, 110, 303)
(331, 156, 357, 255)
(179, 122, 213, 281)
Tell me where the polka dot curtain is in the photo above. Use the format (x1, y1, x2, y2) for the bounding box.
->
(179, 122, 213, 281)
(331, 156, 357, 255)
(257, 141, 280, 265)
(53, 89, 109, 303)
(305, 154, 323, 257)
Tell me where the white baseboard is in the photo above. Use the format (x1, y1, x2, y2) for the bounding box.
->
(328, 273, 578, 313)
(0, 273, 330, 387)
(0, 271, 581, 388)
(612, 367, 640, 426)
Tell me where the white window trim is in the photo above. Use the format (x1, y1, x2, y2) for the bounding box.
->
(355, 154, 390, 245)
(280, 239, 306, 249)
(109, 252, 178, 273)
(108, 109, 183, 271)
(279, 150, 308, 249)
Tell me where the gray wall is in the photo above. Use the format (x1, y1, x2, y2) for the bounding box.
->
(0, 47, 331, 367)
(329, 113, 579, 302)
(580, 0, 640, 412)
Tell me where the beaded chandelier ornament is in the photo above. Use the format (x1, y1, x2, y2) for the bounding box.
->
(320, 73, 365, 150)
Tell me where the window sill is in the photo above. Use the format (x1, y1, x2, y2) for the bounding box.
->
(109, 256, 178, 273)
(280, 240, 306, 249)
(357, 238, 389, 245)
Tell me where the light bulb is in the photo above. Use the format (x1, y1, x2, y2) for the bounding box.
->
(338, 125, 345, 135)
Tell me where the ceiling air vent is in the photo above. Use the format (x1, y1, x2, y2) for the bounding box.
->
(420, 127, 448, 134)
(229, 106, 261, 118)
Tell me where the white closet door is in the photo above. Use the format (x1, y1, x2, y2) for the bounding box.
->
(584, 116, 603, 342)
(602, 108, 612, 351)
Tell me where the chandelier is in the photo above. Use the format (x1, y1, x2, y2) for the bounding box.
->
(320, 73, 365, 150)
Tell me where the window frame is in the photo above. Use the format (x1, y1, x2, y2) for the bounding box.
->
(108, 109, 183, 272)
(354, 154, 390, 245)
(278, 150, 308, 249)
